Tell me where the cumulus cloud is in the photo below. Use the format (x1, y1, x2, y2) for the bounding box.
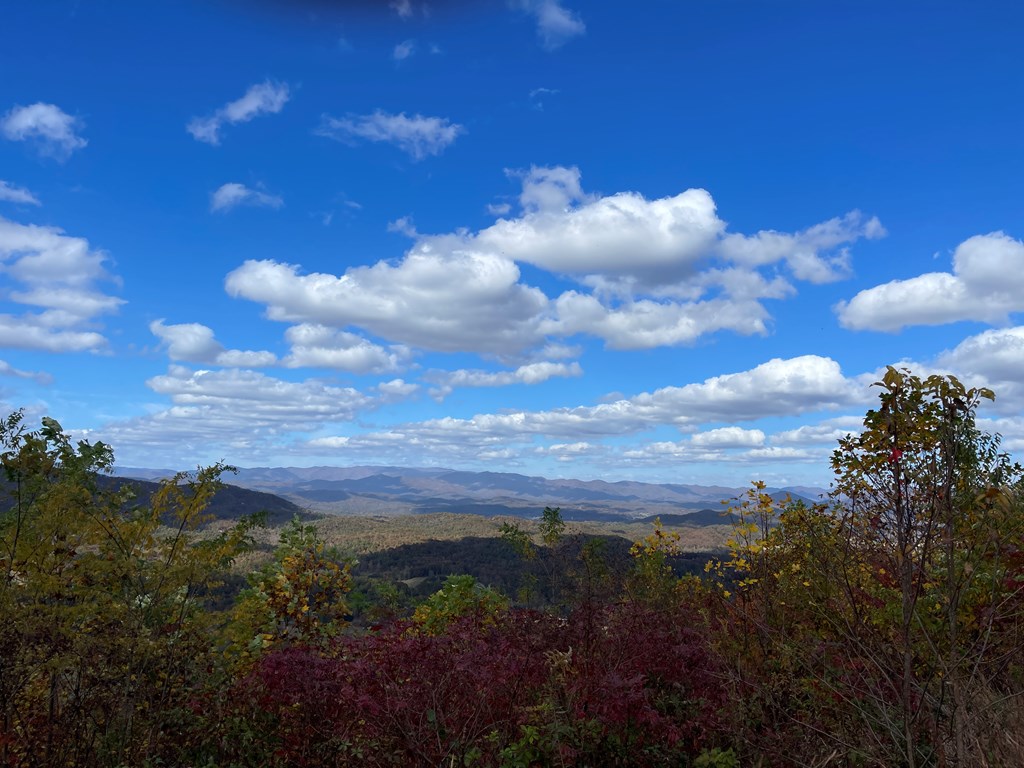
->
(2, 103, 86, 159)
(210, 183, 284, 213)
(377, 378, 419, 400)
(621, 440, 819, 465)
(0, 181, 41, 206)
(187, 81, 289, 145)
(924, 325, 1024, 411)
(545, 293, 772, 349)
(836, 232, 1024, 331)
(0, 216, 122, 352)
(225, 254, 550, 355)
(351, 355, 864, 444)
(87, 366, 375, 465)
(513, 0, 585, 50)
(770, 417, 863, 447)
(226, 166, 880, 355)
(938, 325, 1024, 384)
(308, 436, 351, 450)
(741, 446, 820, 462)
(150, 320, 277, 368)
(290, 354, 878, 473)
(315, 111, 464, 159)
(690, 426, 766, 448)
(427, 360, 582, 401)
(720, 210, 885, 284)
(282, 323, 410, 374)
(475, 168, 880, 287)
(539, 441, 599, 462)
(144, 366, 366, 415)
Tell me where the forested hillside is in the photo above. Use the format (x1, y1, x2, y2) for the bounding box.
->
(2, 369, 1023, 766)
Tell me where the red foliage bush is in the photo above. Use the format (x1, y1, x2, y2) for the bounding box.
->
(236, 601, 726, 766)
(246, 610, 561, 766)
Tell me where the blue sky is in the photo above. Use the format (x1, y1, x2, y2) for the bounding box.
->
(2, 0, 1023, 485)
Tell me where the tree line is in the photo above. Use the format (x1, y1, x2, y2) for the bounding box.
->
(1, 367, 1022, 766)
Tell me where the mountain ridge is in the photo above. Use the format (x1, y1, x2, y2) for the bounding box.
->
(116, 465, 828, 522)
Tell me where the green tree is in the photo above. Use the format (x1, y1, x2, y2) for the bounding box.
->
(229, 516, 354, 658)
(829, 367, 1024, 765)
(0, 412, 256, 767)
(499, 507, 565, 607)
(716, 369, 1024, 766)
(627, 516, 682, 605)
(412, 574, 509, 635)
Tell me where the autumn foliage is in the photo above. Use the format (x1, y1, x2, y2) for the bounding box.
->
(2, 367, 1023, 766)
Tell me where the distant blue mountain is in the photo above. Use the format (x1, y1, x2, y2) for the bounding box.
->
(116, 465, 828, 523)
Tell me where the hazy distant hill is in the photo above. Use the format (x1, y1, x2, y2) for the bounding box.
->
(8, 474, 310, 526)
(117, 465, 828, 523)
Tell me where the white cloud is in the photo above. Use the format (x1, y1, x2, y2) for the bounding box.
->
(315, 111, 464, 159)
(0, 318, 107, 354)
(770, 417, 863, 447)
(226, 166, 881, 355)
(88, 366, 374, 464)
(621, 440, 819, 465)
(308, 436, 350, 449)
(2, 103, 87, 159)
(0, 181, 41, 206)
(427, 360, 582, 401)
(977, 416, 1024, 452)
(282, 323, 410, 374)
(719, 210, 885, 284)
(513, 0, 585, 50)
(469, 167, 876, 289)
(546, 292, 772, 349)
(0, 359, 52, 385)
(293, 355, 873, 472)
(377, 378, 419, 400)
(512, 165, 588, 215)
(150, 320, 277, 368)
(938, 326, 1024, 383)
(533, 342, 581, 360)
(225, 254, 550, 355)
(932, 325, 1024, 409)
(541, 441, 598, 462)
(387, 216, 418, 237)
(144, 367, 365, 415)
(0, 216, 122, 352)
(187, 81, 289, 145)
(210, 183, 283, 213)
(487, 202, 512, 216)
(836, 232, 1024, 331)
(690, 426, 766, 448)
(741, 446, 819, 462)
(543, 441, 593, 454)
(393, 40, 416, 61)
(354, 355, 864, 444)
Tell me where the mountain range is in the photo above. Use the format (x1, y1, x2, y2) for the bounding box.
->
(115, 465, 829, 523)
